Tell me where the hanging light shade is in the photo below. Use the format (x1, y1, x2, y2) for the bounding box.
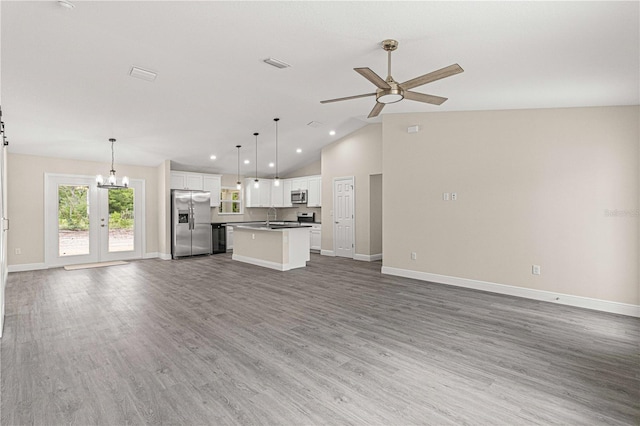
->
(273, 118, 280, 187)
(253, 132, 259, 189)
(96, 138, 129, 189)
(235, 145, 242, 190)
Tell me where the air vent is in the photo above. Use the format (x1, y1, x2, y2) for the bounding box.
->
(263, 58, 291, 69)
(129, 66, 157, 82)
(307, 121, 323, 128)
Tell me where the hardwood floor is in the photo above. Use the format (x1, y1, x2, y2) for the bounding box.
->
(2, 253, 639, 425)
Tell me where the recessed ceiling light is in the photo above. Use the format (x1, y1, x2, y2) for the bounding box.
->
(244, 159, 250, 164)
(263, 58, 291, 69)
(129, 66, 157, 82)
(329, 130, 336, 136)
(268, 162, 274, 168)
(58, 0, 75, 9)
(296, 148, 302, 153)
(210, 155, 217, 160)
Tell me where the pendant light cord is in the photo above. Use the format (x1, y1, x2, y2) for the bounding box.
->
(109, 138, 116, 173)
(274, 118, 279, 179)
(253, 133, 259, 181)
(236, 145, 241, 183)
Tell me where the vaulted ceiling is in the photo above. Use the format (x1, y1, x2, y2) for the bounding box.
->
(1, 1, 638, 177)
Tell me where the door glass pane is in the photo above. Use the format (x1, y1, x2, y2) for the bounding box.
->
(108, 188, 134, 252)
(58, 184, 90, 256)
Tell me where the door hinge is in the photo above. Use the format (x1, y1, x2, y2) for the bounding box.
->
(352, 243, 354, 247)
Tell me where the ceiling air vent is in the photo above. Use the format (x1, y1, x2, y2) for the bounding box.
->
(307, 121, 323, 128)
(129, 66, 157, 82)
(263, 58, 291, 69)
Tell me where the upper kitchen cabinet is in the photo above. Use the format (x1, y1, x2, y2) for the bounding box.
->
(307, 175, 322, 207)
(202, 175, 222, 206)
(290, 177, 308, 191)
(244, 178, 272, 208)
(281, 179, 293, 208)
(171, 171, 221, 206)
(170, 171, 203, 190)
(271, 180, 284, 207)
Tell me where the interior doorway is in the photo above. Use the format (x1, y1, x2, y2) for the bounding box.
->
(45, 174, 144, 267)
(333, 176, 354, 258)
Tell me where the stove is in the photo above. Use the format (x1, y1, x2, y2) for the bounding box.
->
(297, 212, 315, 223)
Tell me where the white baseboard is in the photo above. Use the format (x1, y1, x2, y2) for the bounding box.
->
(144, 252, 172, 260)
(321, 250, 335, 257)
(232, 254, 304, 271)
(354, 253, 382, 262)
(9, 263, 47, 273)
(381, 266, 640, 318)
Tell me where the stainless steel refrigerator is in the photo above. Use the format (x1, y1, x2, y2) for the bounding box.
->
(171, 190, 212, 259)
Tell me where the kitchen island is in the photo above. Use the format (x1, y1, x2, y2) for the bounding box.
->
(232, 224, 311, 271)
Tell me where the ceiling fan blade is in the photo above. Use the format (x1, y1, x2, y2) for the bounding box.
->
(403, 91, 448, 105)
(320, 92, 376, 104)
(354, 67, 391, 89)
(400, 64, 464, 90)
(368, 102, 385, 118)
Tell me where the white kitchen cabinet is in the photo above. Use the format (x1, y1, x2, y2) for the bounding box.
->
(281, 179, 293, 208)
(226, 225, 234, 251)
(244, 178, 273, 207)
(310, 223, 321, 252)
(202, 174, 222, 206)
(171, 171, 203, 190)
(170, 171, 208, 191)
(307, 175, 321, 207)
(270, 180, 283, 207)
(290, 177, 308, 191)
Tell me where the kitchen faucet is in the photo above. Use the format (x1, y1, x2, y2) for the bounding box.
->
(266, 207, 277, 226)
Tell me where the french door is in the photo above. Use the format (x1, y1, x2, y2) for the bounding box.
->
(45, 174, 144, 267)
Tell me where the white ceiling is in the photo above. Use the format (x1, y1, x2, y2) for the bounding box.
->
(1, 1, 638, 177)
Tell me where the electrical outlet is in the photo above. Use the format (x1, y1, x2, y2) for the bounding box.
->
(252, 233, 255, 240)
(14, 248, 21, 255)
(532, 265, 541, 275)
(443, 193, 450, 201)
(411, 252, 417, 260)
(451, 192, 457, 201)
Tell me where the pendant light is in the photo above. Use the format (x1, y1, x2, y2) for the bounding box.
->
(273, 118, 280, 187)
(253, 132, 259, 189)
(96, 138, 129, 189)
(235, 145, 242, 190)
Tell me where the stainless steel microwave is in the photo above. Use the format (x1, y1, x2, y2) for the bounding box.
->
(291, 190, 307, 204)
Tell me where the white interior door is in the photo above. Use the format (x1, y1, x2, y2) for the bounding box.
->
(45, 174, 144, 267)
(333, 177, 354, 258)
(0, 144, 7, 337)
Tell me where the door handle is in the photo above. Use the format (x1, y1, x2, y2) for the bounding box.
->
(335, 221, 339, 224)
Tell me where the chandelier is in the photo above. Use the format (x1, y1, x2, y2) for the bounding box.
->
(96, 138, 129, 189)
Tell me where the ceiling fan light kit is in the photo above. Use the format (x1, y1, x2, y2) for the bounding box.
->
(321, 39, 464, 118)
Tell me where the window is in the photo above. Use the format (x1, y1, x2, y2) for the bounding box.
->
(219, 187, 243, 215)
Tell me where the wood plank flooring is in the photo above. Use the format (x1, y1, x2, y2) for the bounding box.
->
(2, 253, 639, 425)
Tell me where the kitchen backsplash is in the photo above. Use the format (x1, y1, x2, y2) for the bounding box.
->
(211, 206, 321, 223)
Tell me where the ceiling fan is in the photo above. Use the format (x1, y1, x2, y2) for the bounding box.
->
(321, 39, 464, 118)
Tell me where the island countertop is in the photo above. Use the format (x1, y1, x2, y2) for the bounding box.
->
(235, 223, 312, 231)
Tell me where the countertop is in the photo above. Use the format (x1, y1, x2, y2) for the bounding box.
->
(235, 223, 312, 231)
(214, 221, 321, 225)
